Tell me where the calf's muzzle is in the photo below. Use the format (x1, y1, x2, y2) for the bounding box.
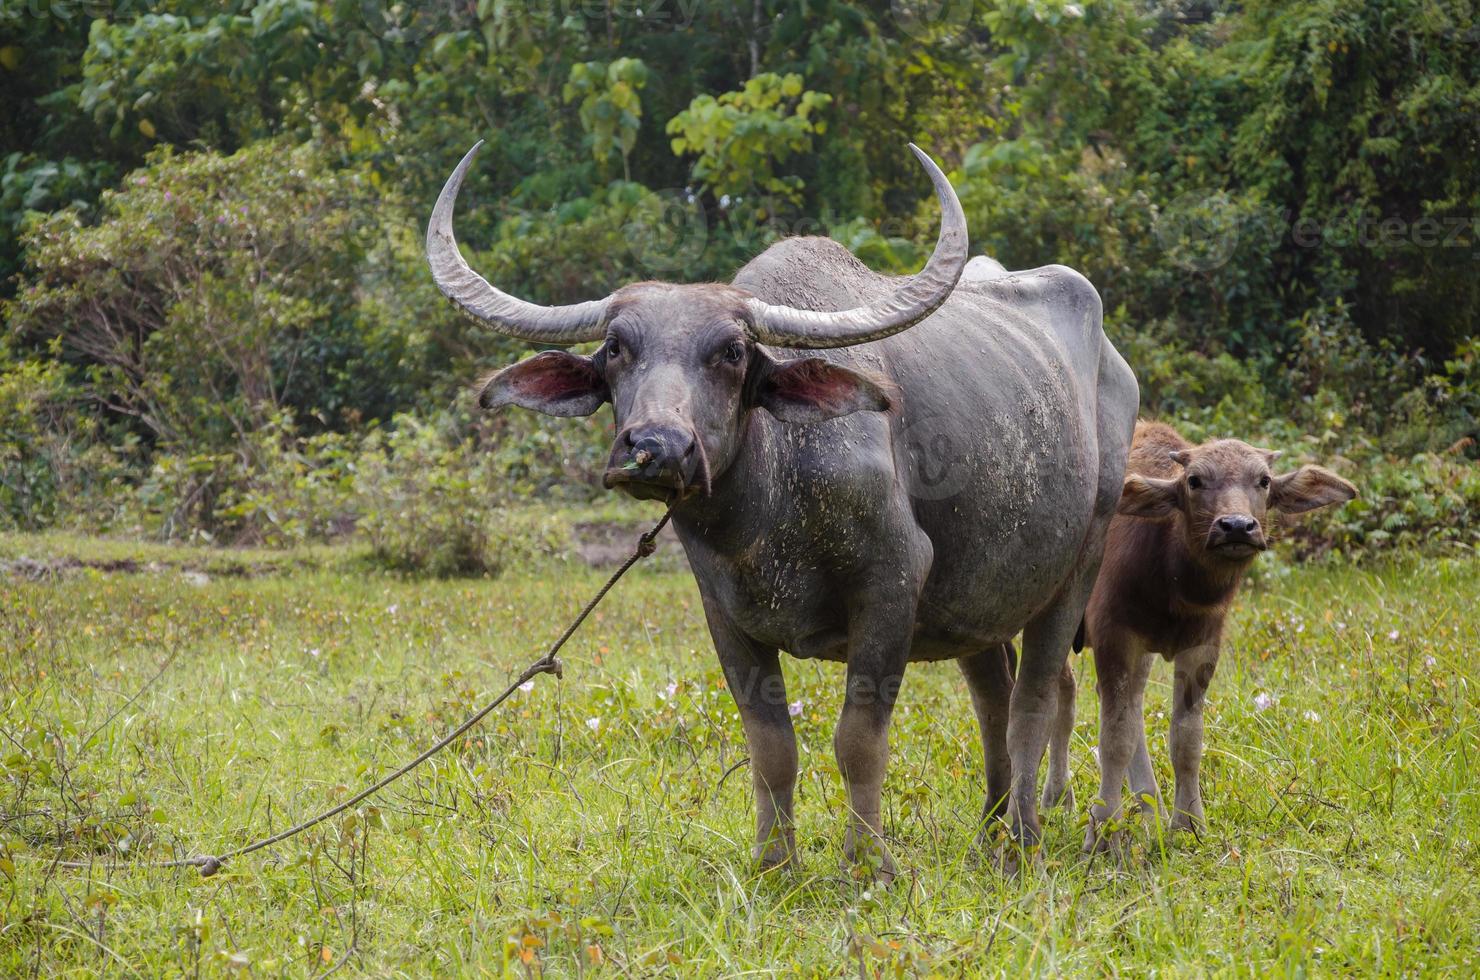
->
(1207, 513, 1266, 556)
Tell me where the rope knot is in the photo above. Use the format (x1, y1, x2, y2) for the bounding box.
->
(197, 855, 223, 877)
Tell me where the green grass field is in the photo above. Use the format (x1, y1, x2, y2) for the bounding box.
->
(2, 532, 1476, 976)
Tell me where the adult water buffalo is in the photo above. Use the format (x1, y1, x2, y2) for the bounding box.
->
(427, 141, 1138, 876)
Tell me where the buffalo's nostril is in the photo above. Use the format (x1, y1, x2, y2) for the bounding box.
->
(633, 435, 664, 467)
(1215, 515, 1258, 535)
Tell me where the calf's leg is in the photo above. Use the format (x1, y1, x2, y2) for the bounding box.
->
(1127, 720, 1162, 817)
(1040, 660, 1077, 811)
(1169, 642, 1220, 832)
(1084, 636, 1151, 854)
(957, 643, 1015, 839)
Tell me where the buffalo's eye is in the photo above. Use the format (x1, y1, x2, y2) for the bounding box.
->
(606, 337, 621, 359)
(1258, 474, 1271, 489)
(721, 341, 745, 364)
(1187, 475, 1204, 490)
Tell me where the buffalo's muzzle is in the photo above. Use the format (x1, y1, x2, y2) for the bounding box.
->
(604, 426, 699, 500)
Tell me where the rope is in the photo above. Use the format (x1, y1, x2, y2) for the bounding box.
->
(50, 509, 672, 878)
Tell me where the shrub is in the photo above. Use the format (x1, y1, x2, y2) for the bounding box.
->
(353, 413, 565, 577)
(6, 141, 467, 455)
(1292, 452, 1480, 560)
(0, 347, 71, 528)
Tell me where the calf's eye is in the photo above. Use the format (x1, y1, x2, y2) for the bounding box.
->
(606, 338, 621, 359)
(1187, 475, 1203, 490)
(1258, 474, 1271, 489)
(722, 341, 745, 364)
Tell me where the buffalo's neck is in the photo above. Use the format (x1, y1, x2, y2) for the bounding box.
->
(670, 412, 784, 552)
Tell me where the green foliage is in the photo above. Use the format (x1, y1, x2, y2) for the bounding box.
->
(57, 405, 587, 576)
(1232, 0, 1480, 355)
(353, 413, 565, 577)
(563, 58, 648, 178)
(668, 73, 833, 208)
(0, 0, 1473, 559)
(1296, 451, 1480, 559)
(0, 341, 73, 528)
(7, 140, 461, 452)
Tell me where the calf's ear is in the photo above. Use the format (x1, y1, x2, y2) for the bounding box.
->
(475, 351, 609, 417)
(748, 352, 896, 423)
(1270, 465, 1357, 514)
(1118, 475, 1180, 518)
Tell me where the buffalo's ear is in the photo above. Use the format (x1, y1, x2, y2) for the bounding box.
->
(1118, 475, 1180, 518)
(476, 351, 608, 417)
(1270, 465, 1357, 514)
(747, 352, 896, 423)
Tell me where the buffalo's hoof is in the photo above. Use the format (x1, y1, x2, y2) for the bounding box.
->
(1082, 813, 1130, 863)
(753, 834, 798, 873)
(971, 822, 1005, 861)
(1041, 783, 1075, 812)
(1167, 810, 1203, 835)
(993, 840, 1043, 879)
(843, 832, 896, 885)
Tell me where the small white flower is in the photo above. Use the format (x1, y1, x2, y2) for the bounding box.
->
(1387, 629, 1400, 641)
(662, 681, 678, 700)
(519, 680, 535, 693)
(1303, 709, 1321, 722)
(788, 700, 803, 718)
(386, 604, 399, 615)
(309, 648, 321, 658)
(1254, 692, 1277, 712)
(585, 717, 601, 732)
(1424, 656, 1437, 668)
(1335, 621, 1347, 631)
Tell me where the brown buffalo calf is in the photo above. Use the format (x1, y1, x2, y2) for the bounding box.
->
(1050, 421, 1357, 851)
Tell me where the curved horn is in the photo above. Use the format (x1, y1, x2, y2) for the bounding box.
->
(427, 142, 610, 345)
(746, 143, 968, 349)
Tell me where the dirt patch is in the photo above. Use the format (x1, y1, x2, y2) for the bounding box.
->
(572, 520, 689, 572)
(0, 555, 291, 582)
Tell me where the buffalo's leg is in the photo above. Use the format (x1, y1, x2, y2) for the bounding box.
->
(1084, 639, 1151, 854)
(958, 643, 1014, 839)
(1041, 660, 1077, 811)
(1169, 642, 1220, 832)
(1008, 581, 1096, 859)
(835, 595, 915, 882)
(704, 599, 798, 869)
